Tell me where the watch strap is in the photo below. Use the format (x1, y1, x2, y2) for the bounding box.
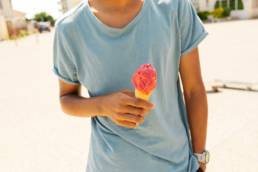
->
(194, 150, 210, 164)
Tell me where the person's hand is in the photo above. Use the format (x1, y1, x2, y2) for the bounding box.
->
(198, 163, 206, 172)
(99, 89, 155, 128)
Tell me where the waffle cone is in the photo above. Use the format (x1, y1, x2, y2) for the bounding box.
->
(135, 89, 152, 101)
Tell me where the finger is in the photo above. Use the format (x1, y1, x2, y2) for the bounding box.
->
(126, 97, 154, 110)
(199, 163, 206, 172)
(122, 105, 145, 116)
(120, 89, 134, 97)
(120, 89, 131, 92)
(113, 119, 137, 128)
(202, 165, 206, 172)
(115, 113, 144, 124)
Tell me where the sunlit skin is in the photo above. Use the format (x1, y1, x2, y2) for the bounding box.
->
(56, 0, 208, 171)
(180, 48, 208, 172)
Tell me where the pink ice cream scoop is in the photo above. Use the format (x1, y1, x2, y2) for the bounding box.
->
(131, 64, 157, 100)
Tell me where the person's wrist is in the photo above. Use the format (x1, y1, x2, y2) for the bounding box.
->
(194, 150, 210, 165)
(194, 150, 204, 153)
(96, 96, 108, 117)
(193, 147, 206, 154)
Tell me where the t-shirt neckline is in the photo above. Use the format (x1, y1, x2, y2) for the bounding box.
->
(84, 0, 148, 34)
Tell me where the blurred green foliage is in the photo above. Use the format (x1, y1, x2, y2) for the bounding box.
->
(215, 0, 244, 10)
(198, 11, 210, 21)
(211, 7, 231, 18)
(198, 6, 231, 21)
(33, 12, 55, 26)
(211, 8, 224, 18)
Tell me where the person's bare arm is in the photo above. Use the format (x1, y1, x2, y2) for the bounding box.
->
(179, 48, 208, 154)
(58, 79, 102, 117)
(58, 79, 154, 128)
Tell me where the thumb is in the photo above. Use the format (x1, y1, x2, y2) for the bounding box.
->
(121, 89, 135, 97)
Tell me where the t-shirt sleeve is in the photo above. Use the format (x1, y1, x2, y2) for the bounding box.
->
(52, 26, 80, 85)
(178, 0, 208, 56)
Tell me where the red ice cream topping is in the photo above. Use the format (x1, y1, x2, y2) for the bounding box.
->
(131, 64, 157, 94)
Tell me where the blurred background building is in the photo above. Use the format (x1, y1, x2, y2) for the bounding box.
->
(59, 0, 82, 13)
(57, 0, 258, 19)
(58, 0, 258, 19)
(0, 0, 26, 40)
(193, 0, 258, 19)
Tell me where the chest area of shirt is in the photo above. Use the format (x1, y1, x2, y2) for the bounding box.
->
(74, 12, 179, 93)
(79, 14, 176, 64)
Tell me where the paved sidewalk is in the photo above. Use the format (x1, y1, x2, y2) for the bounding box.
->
(0, 19, 258, 172)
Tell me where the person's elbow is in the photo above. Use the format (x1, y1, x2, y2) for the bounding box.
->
(184, 80, 206, 100)
(59, 94, 75, 116)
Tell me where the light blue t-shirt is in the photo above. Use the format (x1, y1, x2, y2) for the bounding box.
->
(52, 0, 208, 171)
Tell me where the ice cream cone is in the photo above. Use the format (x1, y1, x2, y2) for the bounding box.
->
(131, 64, 157, 101)
(135, 89, 152, 101)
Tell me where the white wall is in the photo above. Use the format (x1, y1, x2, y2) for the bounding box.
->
(67, 0, 81, 9)
(194, 0, 217, 11)
(196, 0, 258, 19)
(231, 10, 249, 19)
(1, 0, 13, 19)
(231, 0, 258, 19)
(198, 0, 208, 11)
(60, 0, 82, 13)
(249, 0, 258, 18)
(207, 0, 217, 11)
(0, 15, 9, 40)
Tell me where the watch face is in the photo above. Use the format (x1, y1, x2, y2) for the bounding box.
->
(205, 151, 210, 163)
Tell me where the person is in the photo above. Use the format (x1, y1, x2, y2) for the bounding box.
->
(52, 0, 209, 171)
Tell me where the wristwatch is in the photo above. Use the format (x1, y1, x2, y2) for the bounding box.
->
(194, 150, 210, 164)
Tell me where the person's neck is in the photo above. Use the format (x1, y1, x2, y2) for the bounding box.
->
(89, 0, 136, 10)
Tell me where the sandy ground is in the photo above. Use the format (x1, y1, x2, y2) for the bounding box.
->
(0, 19, 258, 172)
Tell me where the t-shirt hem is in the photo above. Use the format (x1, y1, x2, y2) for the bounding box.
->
(52, 67, 80, 85)
(181, 31, 208, 56)
(188, 153, 200, 172)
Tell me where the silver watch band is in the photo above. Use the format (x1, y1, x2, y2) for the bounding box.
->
(194, 150, 210, 164)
